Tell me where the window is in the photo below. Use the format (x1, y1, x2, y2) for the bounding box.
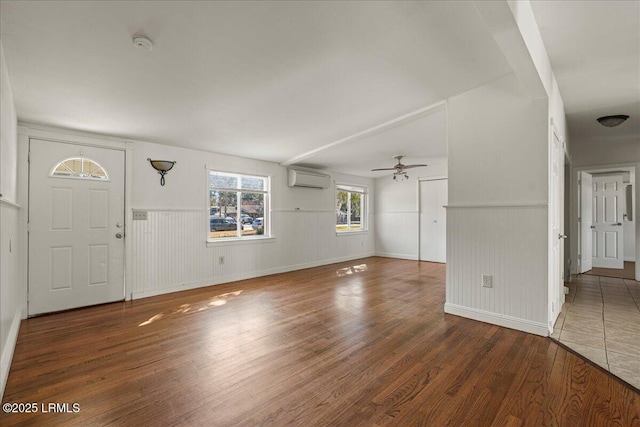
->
(336, 184, 367, 233)
(50, 157, 108, 180)
(208, 171, 269, 240)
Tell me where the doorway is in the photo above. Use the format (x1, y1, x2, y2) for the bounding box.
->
(28, 139, 126, 315)
(419, 178, 447, 263)
(577, 168, 636, 279)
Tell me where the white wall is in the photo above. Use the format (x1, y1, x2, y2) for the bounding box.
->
(446, 72, 549, 336)
(374, 159, 446, 260)
(0, 42, 22, 400)
(130, 140, 376, 298)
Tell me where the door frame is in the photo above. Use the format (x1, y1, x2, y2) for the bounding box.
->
(571, 163, 638, 281)
(17, 124, 134, 317)
(578, 171, 593, 273)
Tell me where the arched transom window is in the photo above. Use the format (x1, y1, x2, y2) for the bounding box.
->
(50, 158, 109, 180)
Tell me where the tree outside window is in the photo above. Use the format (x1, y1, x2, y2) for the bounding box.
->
(208, 171, 269, 240)
(336, 184, 366, 232)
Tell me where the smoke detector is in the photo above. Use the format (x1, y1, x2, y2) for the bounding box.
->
(132, 35, 153, 51)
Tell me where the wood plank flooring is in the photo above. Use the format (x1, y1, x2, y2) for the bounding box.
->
(2, 257, 640, 426)
(585, 262, 636, 280)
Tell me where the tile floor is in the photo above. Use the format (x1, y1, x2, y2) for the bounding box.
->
(552, 273, 640, 390)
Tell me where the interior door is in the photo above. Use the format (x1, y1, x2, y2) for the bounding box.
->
(592, 175, 624, 269)
(419, 179, 447, 263)
(28, 139, 125, 315)
(549, 131, 565, 328)
(580, 172, 593, 272)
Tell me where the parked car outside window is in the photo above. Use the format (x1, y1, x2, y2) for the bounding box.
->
(210, 217, 237, 232)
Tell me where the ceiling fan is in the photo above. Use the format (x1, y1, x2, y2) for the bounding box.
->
(371, 155, 427, 181)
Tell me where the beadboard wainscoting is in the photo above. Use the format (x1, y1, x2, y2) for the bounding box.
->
(131, 209, 374, 298)
(374, 211, 420, 260)
(445, 204, 548, 336)
(0, 200, 22, 399)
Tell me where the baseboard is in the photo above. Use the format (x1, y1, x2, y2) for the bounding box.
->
(374, 252, 419, 261)
(1, 308, 23, 402)
(132, 252, 375, 299)
(444, 303, 548, 337)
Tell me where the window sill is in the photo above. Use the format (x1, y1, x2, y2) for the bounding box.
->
(336, 230, 369, 237)
(206, 236, 275, 247)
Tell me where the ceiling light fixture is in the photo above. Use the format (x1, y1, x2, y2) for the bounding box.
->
(393, 171, 409, 181)
(597, 115, 629, 128)
(132, 35, 153, 51)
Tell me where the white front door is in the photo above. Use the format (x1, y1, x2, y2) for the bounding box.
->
(579, 172, 594, 273)
(28, 139, 125, 315)
(419, 179, 447, 263)
(592, 175, 624, 269)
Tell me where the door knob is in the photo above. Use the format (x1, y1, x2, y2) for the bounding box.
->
(590, 225, 596, 229)
(558, 234, 567, 240)
(613, 222, 622, 226)
(115, 233, 123, 239)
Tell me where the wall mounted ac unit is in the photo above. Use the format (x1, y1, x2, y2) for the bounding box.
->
(287, 168, 331, 189)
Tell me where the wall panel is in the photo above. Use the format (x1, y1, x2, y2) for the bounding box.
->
(445, 205, 548, 335)
(131, 209, 374, 298)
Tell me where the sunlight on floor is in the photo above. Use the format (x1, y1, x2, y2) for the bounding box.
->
(336, 264, 368, 277)
(138, 290, 243, 326)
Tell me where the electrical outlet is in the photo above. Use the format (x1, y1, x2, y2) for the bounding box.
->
(132, 210, 148, 220)
(482, 275, 493, 288)
(219, 256, 225, 265)
(564, 286, 570, 295)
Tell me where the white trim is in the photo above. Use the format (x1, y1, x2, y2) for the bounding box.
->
(20, 124, 129, 150)
(272, 209, 334, 213)
(336, 230, 369, 237)
(0, 198, 20, 209)
(446, 202, 548, 209)
(418, 175, 448, 182)
(0, 308, 23, 401)
(133, 207, 204, 212)
(206, 236, 276, 247)
(374, 210, 419, 214)
(132, 252, 374, 299)
(374, 252, 419, 261)
(444, 303, 548, 337)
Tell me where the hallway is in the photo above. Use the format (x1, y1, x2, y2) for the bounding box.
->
(552, 273, 640, 390)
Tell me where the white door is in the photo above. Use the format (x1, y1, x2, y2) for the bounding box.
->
(592, 175, 624, 269)
(579, 172, 593, 272)
(29, 139, 125, 315)
(549, 131, 565, 327)
(419, 179, 447, 263)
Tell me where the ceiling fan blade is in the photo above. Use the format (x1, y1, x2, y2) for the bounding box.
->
(371, 167, 399, 171)
(401, 164, 428, 169)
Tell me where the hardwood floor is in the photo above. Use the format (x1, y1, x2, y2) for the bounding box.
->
(2, 257, 640, 426)
(585, 262, 636, 280)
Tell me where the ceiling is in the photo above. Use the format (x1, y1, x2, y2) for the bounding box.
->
(1, 1, 638, 178)
(530, 1, 640, 149)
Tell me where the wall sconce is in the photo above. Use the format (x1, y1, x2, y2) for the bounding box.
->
(147, 158, 176, 186)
